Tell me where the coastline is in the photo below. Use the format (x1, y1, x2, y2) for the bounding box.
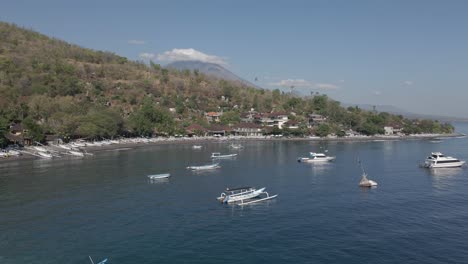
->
(0, 133, 464, 164)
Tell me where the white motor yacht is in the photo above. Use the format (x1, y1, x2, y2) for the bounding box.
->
(424, 152, 465, 168)
(298, 152, 335, 163)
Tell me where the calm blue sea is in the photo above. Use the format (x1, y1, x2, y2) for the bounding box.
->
(1, 123, 468, 264)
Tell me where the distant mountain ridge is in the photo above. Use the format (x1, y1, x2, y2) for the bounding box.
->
(343, 103, 468, 122)
(166, 60, 259, 88)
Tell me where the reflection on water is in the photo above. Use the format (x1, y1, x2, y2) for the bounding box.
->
(426, 168, 465, 190)
(302, 163, 333, 174)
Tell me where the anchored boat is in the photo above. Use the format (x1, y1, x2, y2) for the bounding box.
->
(423, 152, 465, 168)
(211, 152, 237, 159)
(147, 173, 171, 179)
(187, 163, 220, 171)
(298, 152, 335, 163)
(358, 160, 377, 187)
(217, 187, 278, 205)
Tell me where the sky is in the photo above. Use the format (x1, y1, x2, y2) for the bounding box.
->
(1, 0, 468, 117)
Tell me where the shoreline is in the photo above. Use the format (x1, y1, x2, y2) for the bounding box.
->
(0, 133, 464, 163)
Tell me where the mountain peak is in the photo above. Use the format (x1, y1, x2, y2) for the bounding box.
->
(166, 60, 258, 88)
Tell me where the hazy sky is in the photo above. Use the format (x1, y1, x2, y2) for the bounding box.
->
(2, 0, 468, 117)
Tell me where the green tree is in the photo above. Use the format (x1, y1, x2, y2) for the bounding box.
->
(315, 124, 330, 137)
(23, 117, 45, 143)
(0, 116, 9, 147)
(220, 111, 240, 125)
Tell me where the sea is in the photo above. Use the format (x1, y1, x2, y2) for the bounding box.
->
(1, 123, 468, 264)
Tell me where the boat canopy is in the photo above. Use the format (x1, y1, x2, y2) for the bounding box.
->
(226, 186, 253, 191)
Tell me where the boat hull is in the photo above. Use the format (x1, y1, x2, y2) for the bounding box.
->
(148, 173, 170, 179)
(298, 157, 335, 163)
(223, 188, 266, 203)
(425, 161, 465, 168)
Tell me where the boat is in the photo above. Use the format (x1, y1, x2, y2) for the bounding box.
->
(229, 143, 244, 149)
(37, 151, 53, 159)
(358, 161, 378, 187)
(147, 173, 171, 179)
(297, 152, 335, 163)
(192, 145, 203, 149)
(359, 172, 378, 187)
(211, 152, 237, 159)
(33, 146, 48, 152)
(187, 163, 220, 171)
(68, 149, 85, 157)
(423, 152, 465, 168)
(6, 149, 21, 156)
(89, 256, 108, 264)
(217, 187, 278, 205)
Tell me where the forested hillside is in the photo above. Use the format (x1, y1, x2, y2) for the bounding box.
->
(0, 21, 453, 145)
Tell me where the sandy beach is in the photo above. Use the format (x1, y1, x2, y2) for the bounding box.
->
(0, 133, 464, 163)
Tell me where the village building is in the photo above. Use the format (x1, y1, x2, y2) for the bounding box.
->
(284, 120, 300, 129)
(185, 124, 208, 137)
(5, 123, 32, 145)
(308, 114, 327, 127)
(232, 123, 264, 137)
(206, 124, 231, 137)
(259, 112, 289, 129)
(205, 111, 223, 123)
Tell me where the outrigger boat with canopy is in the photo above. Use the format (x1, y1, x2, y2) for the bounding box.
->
(211, 152, 237, 159)
(217, 186, 278, 205)
(187, 163, 220, 171)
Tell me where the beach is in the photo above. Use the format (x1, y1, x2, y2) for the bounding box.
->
(0, 133, 464, 163)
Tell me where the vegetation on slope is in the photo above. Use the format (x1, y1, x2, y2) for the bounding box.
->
(0, 21, 454, 145)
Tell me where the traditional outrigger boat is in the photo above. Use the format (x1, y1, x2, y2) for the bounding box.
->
(187, 163, 220, 171)
(358, 160, 377, 187)
(217, 186, 278, 205)
(229, 143, 244, 149)
(211, 152, 237, 159)
(147, 173, 171, 179)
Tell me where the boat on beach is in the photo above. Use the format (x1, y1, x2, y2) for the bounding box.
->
(187, 163, 220, 171)
(147, 173, 171, 179)
(68, 149, 85, 157)
(217, 186, 278, 205)
(37, 151, 53, 159)
(423, 152, 465, 168)
(298, 152, 335, 163)
(211, 152, 237, 159)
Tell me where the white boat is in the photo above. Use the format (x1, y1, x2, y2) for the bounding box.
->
(359, 172, 378, 187)
(37, 151, 53, 159)
(358, 160, 377, 187)
(217, 187, 278, 205)
(147, 173, 171, 179)
(192, 145, 203, 149)
(423, 152, 465, 168)
(187, 163, 220, 171)
(297, 152, 335, 163)
(229, 143, 244, 149)
(33, 146, 48, 152)
(70, 142, 86, 148)
(0, 151, 8, 158)
(68, 149, 85, 157)
(57, 144, 72, 150)
(211, 152, 237, 159)
(6, 149, 21, 156)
